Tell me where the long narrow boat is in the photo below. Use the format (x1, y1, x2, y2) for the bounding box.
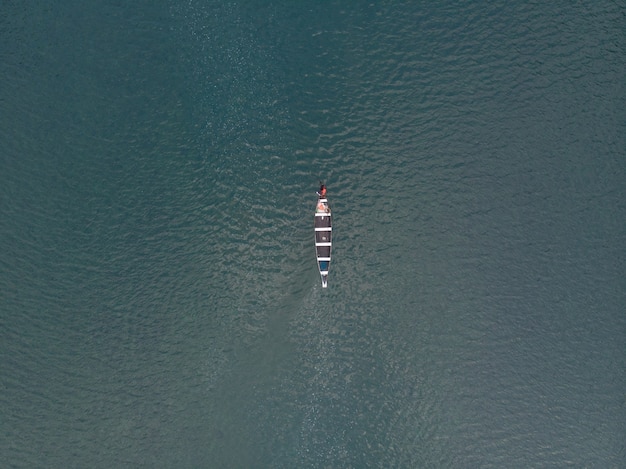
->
(314, 190, 332, 288)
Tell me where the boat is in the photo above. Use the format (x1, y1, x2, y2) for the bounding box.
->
(314, 188, 332, 288)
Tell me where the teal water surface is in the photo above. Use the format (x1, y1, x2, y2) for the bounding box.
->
(1, 1, 624, 467)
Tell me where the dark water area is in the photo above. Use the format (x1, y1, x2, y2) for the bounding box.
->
(1, 1, 624, 467)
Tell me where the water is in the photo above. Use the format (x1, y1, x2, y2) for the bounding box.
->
(1, 1, 624, 467)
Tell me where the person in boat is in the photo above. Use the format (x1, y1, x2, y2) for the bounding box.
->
(317, 184, 329, 213)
